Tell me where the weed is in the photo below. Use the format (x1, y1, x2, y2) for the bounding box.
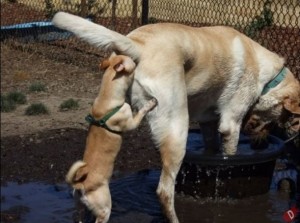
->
(59, 98, 79, 111)
(29, 82, 46, 92)
(25, 103, 49, 116)
(245, 0, 273, 38)
(1, 94, 16, 112)
(1, 91, 26, 113)
(6, 91, 27, 104)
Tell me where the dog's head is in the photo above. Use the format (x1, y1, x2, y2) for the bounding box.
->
(244, 72, 300, 145)
(80, 184, 112, 223)
(66, 161, 112, 223)
(91, 54, 136, 119)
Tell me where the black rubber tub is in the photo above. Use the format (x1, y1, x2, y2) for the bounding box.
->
(175, 129, 285, 198)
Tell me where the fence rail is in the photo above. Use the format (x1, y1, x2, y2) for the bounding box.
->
(1, 0, 299, 78)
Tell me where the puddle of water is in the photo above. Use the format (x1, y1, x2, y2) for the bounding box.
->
(0, 169, 293, 223)
(1, 182, 75, 223)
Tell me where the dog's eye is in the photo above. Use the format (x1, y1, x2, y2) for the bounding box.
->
(250, 115, 260, 122)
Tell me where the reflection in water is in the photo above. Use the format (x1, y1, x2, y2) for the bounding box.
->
(1, 169, 291, 223)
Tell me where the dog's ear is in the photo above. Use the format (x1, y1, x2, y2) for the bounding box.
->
(66, 161, 87, 184)
(111, 55, 136, 74)
(74, 166, 89, 182)
(283, 98, 300, 115)
(99, 59, 110, 70)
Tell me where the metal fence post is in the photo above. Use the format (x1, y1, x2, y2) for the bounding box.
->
(141, 0, 149, 25)
(80, 0, 87, 18)
(132, 0, 138, 28)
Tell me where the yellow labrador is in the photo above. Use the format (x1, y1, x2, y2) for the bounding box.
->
(53, 12, 300, 223)
(66, 55, 157, 223)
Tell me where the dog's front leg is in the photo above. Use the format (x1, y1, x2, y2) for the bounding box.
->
(149, 106, 188, 223)
(157, 124, 187, 222)
(123, 98, 157, 131)
(219, 112, 243, 155)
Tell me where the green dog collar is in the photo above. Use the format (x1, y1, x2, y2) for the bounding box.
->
(85, 105, 123, 134)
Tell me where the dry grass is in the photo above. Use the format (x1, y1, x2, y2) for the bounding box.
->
(0, 41, 102, 96)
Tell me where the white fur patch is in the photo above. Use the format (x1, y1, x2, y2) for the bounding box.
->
(232, 37, 245, 65)
(255, 47, 285, 91)
(230, 37, 245, 87)
(218, 37, 245, 109)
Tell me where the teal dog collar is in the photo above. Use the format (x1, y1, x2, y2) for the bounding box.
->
(261, 67, 287, 95)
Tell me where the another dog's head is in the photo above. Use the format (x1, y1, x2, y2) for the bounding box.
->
(244, 71, 300, 145)
(91, 54, 136, 121)
(100, 54, 136, 79)
(66, 161, 112, 223)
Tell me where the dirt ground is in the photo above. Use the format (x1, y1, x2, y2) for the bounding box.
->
(1, 41, 161, 187)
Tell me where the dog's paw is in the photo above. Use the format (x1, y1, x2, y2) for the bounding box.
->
(143, 98, 157, 112)
(223, 147, 237, 156)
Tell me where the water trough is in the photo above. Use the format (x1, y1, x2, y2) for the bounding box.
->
(176, 128, 285, 198)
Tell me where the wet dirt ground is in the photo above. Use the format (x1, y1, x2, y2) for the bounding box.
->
(1, 128, 162, 223)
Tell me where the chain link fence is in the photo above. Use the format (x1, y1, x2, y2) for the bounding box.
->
(1, 0, 299, 77)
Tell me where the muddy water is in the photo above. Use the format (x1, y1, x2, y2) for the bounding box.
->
(1, 169, 291, 223)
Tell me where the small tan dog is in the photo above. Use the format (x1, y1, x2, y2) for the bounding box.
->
(65, 55, 157, 223)
(53, 12, 300, 223)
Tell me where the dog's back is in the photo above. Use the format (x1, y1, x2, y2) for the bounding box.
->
(52, 13, 284, 98)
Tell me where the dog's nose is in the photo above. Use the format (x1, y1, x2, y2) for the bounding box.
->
(244, 121, 259, 133)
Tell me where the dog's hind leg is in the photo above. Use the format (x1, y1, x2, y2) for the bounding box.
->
(132, 62, 188, 222)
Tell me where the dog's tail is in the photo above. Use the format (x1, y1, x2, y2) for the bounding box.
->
(52, 12, 140, 61)
(66, 160, 87, 187)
